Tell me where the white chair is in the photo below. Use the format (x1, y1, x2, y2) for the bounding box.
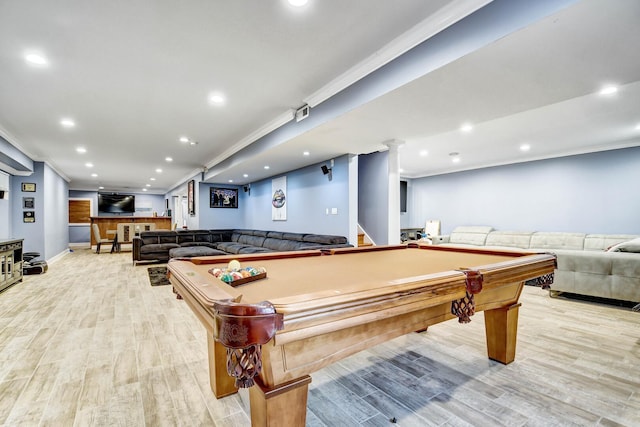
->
(92, 224, 115, 254)
(420, 220, 441, 243)
(425, 220, 441, 237)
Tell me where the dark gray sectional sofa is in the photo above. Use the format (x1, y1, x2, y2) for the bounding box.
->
(133, 228, 352, 265)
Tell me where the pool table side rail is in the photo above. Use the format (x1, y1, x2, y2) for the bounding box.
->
(168, 251, 556, 349)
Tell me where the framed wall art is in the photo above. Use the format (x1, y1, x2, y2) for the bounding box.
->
(210, 187, 238, 208)
(21, 182, 36, 192)
(271, 176, 287, 221)
(187, 180, 195, 215)
(23, 211, 35, 223)
(23, 197, 35, 209)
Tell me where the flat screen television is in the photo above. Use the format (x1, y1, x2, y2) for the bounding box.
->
(98, 193, 135, 214)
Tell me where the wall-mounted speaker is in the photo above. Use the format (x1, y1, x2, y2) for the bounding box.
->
(321, 165, 332, 181)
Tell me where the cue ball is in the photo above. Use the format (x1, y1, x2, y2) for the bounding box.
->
(228, 260, 241, 271)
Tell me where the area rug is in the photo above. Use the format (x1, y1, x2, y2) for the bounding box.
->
(148, 266, 170, 286)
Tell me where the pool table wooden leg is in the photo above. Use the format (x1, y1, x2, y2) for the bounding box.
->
(483, 302, 521, 364)
(207, 334, 238, 398)
(249, 375, 312, 427)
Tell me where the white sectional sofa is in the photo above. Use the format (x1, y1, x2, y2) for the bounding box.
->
(432, 226, 640, 309)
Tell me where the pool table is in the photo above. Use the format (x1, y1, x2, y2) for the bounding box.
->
(168, 244, 556, 426)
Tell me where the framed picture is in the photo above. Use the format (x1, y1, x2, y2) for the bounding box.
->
(23, 197, 35, 209)
(187, 180, 195, 215)
(271, 176, 287, 221)
(23, 211, 35, 223)
(21, 182, 36, 192)
(210, 187, 238, 208)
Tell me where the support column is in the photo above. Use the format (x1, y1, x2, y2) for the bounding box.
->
(385, 140, 404, 245)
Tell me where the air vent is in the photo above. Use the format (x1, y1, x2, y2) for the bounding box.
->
(295, 104, 310, 122)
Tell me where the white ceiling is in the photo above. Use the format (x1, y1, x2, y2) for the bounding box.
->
(1, 0, 639, 194)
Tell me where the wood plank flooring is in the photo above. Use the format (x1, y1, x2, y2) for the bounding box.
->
(0, 249, 638, 426)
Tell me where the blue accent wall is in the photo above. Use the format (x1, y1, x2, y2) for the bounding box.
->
(410, 147, 640, 235)
(358, 151, 389, 245)
(11, 162, 68, 259)
(200, 156, 351, 238)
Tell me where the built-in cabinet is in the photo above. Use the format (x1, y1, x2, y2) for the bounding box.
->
(0, 238, 23, 293)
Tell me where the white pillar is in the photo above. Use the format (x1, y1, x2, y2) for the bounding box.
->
(385, 140, 404, 244)
(348, 154, 359, 247)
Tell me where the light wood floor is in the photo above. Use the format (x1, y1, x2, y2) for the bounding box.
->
(1, 249, 639, 426)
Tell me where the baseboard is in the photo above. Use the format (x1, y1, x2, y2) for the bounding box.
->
(69, 242, 90, 250)
(48, 248, 71, 264)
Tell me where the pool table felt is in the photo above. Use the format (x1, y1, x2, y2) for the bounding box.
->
(169, 246, 536, 306)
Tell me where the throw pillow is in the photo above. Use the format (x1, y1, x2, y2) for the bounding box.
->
(607, 237, 640, 253)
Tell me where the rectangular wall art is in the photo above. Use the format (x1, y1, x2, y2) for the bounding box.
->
(210, 187, 238, 208)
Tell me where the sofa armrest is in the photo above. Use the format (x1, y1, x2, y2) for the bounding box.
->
(431, 235, 449, 244)
(133, 237, 142, 264)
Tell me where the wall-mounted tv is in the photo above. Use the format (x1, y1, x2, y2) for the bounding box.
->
(98, 193, 135, 214)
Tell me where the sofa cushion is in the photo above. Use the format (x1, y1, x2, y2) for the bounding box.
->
(302, 234, 348, 245)
(585, 234, 640, 251)
(282, 232, 306, 242)
(209, 230, 233, 243)
(176, 230, 211, 245)
(179, 242, 217, 248)
(266, 231, 284, 239)
(169, 246, 227, 258)
(216, 242, 248, 253)
(529, 232, 586, 250)
(262, 238, 309, 251)
(140, 243, 179, 253)
(140, 231, 177, 245)
(238, 246, 274, 254)
(449, 226, 494, 246)
(485, 231, 534, 249)
(607, 237, 640, 253)
(238, 234, 266, 247)
(253, 230, 269, 237)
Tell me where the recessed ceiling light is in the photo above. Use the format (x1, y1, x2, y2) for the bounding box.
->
(85, 162, 93, 168)
(264, 165, 270, 170)
(76, 147, 86, 154)
(449, 152, 460, 163)
(599, 85, 618, 96)
(520, 144, 531, 152)
(165, 157, 173, 162)
(228, 179, 233, 183)
(460, 124, 473, 133)
(288, 0, 308, 6)
(635, 123, 640, 130)
(98, 186, 104, 190)
(142, 188, 148, 192)
(419, 150, 428, 157)
(179, 136, 189, 143)
(452, 157, 461, 163)
(156, 168, 162, 173)
(146, 184, 151, 187)
(150, 177, 156, 181)
(60, 118, 75, 128)
(243, 174, 249, 178)
(399, 168, 404, 173)
(91, 173, 98, 177)
(25, 52, 48, 66)
(303, 151, 310, 156)
(208, 92, 226, 105)
(189, 141, 198, 146)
